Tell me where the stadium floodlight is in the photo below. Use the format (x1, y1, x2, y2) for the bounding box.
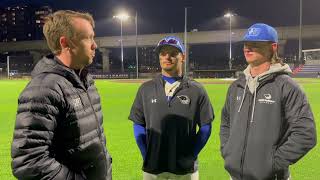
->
(113, 12, 130, 73)
(224, 12, 236, 70)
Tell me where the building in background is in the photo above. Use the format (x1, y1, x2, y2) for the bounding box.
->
(0, 5, 52, 42)
(33, 6, 52, 40)
(139, 47, 159, 73)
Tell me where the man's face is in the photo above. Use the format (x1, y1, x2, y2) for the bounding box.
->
(243, 42, 275, 66)
(159, 46, 184, 74)
(69, 17, 97, 68)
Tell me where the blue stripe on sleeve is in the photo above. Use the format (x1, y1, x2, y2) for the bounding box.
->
(194, 124, 212, 157)
(133, 123, 147, 160)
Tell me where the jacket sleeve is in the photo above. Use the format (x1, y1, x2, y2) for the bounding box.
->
(273, 80, 317, 171)
(197, 85, 215, 126)
(128, 85, 145, 125)
(220, 85, 232, 154)
(11, 85, 84, 180)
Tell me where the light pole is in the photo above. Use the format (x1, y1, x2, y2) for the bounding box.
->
(298, 0, 303, 62)
(7, 56, 10, 79)
(184, 7, 189, 76)
(135, 11, 139, 79)
(113, 13, 129, 73)
(224, 12, 235, 70)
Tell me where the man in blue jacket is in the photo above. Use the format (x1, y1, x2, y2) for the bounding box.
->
(129, 36, 214, 180)
(220, 23, 317, 180)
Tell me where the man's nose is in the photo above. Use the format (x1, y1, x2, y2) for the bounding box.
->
(92, 40, 97, 50)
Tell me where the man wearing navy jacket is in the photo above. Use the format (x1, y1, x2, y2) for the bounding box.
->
(129, 36, 214, 180)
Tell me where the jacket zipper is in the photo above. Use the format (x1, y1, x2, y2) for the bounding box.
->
(85, 89, 108, 162)
(78, 73, 109, 169)
(240, 94, 254, 180)
(167, 85, 184, 107)
(238, 76, 275, 179)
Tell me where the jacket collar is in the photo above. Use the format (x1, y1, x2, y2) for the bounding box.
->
(31, 54, 93, 90)
(236, 71, 288, 89)
(154, 74, 189, 88)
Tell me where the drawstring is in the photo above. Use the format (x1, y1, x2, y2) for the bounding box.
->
(238, 78, 248, 112)
(250, 83, 257, 123)
(238, 77, 258, 123)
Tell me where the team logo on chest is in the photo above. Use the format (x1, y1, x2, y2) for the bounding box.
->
(258, 93, 276, 104)
(72, 97, 82, 108)
(177, 95, 190, 105)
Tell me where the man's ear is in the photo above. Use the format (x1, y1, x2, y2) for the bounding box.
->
(180, 53, 186, 63)
(60, 36, 69, 50)
(271, 43, 278, 52)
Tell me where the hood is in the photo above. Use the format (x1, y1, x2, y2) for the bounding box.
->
(243, 63, 292, 94)
(32, 55, 73, 78)
(237, 63, 291, 123)
(31, 55, 92, 89)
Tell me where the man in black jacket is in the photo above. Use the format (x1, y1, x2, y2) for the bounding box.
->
(220, 23, 316, 180)
(129, 36, 214, 180)
(11, 10, 112, 180)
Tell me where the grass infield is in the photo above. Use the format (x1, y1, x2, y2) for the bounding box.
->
(0, 78, 319, 179)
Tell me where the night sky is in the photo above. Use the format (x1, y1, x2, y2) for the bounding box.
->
(1, 0, 319, 36)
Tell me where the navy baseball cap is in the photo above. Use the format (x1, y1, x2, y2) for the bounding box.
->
(155, 36, 185, 54)
(243, 23, 278, 43)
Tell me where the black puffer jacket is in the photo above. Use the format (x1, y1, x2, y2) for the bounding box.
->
(11, 55, 112, 180)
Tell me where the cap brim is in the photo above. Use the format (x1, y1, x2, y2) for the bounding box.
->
(242, 39, 277, 43)
(155, 44, 184, 54)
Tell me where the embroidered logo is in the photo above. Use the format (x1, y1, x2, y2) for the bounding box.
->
(248, 28, 261, 36)
(151, 99, 157, 103)
(72, 98, 82, 108)
(177, 95, 190, 105)
(264, 94, 272, 100)
(258, 94, 275, 104)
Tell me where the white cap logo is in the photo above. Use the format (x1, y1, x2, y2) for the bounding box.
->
(248, 28, 261, 36)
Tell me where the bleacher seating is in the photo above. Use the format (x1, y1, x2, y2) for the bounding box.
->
(292, 64, 320, 78)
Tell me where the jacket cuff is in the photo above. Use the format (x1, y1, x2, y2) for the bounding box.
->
(273, 156, 288, 172)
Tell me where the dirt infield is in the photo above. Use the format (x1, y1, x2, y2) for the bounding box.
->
(110, 79, 147, 83)
(110, 79, 235, 84)
(109, 78, 320, 84)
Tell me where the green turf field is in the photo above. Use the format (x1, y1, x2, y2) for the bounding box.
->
(0, 79, 319, 180)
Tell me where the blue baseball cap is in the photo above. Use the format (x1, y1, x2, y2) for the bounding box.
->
(243, 23, 278, 43)
(155, 36, 185, 54)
